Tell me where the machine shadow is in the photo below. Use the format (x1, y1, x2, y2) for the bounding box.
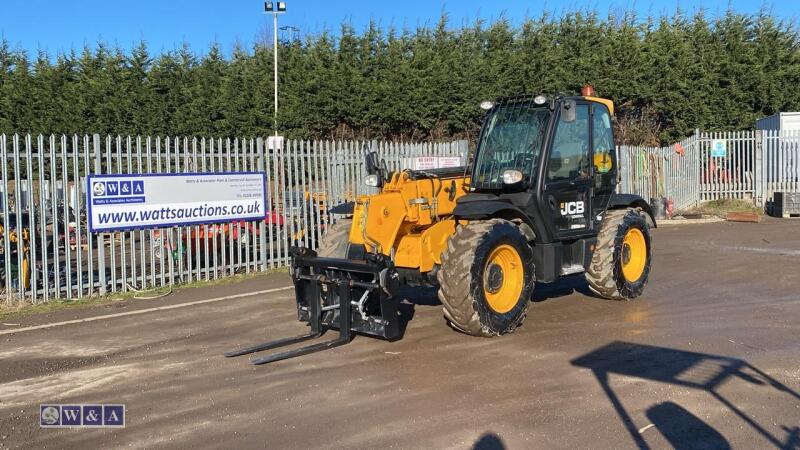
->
(531, 274, 593, 302)
(571, 341, 800, 450)
(391, 275, 595, 339)
(398, 285, 441, 307)
(390, 285, 440, 339)
(646, 402, 731, 450)
(401, 272, 595, 308)
(471, 432, 507, 450)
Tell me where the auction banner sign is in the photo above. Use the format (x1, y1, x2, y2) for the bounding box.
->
(87, 172, 267, 233)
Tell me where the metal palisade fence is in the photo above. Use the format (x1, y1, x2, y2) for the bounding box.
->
(3, 129, 798, 304)
(0, 134, 467, 304)
(617, 130, 800, 210)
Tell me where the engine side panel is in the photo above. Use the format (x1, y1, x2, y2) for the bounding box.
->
(348, 170, 469, 261)
(394, 218, 457, 272)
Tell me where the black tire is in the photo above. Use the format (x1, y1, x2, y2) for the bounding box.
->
(315, 219, 352, 320)
(316, 219, 352, 258)
(437, 218, 535, 337)
(586, 207, 652, 300)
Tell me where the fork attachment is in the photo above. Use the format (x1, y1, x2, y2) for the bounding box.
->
(225, 247, 400, 365)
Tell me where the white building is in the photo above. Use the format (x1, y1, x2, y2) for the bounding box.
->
(756, 112, 800, 132)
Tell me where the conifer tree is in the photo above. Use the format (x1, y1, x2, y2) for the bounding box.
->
(1, 9, 799, 144)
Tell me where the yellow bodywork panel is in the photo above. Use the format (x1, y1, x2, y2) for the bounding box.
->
(582, 96, 615, 115)
(349, 191, 408, 253)
(395, 219, 457, 272)
(348, 170, 469, 271)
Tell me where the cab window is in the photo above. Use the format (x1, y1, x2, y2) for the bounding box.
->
(547, 104, 590, 182)
(592, 105, 615, 176)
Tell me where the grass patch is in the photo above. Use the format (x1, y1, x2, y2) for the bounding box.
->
(0, 267, 288, 322)
(684, 198, 762, 217)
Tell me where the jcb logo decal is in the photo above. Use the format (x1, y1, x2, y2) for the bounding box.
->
(560, 201, 584, 215)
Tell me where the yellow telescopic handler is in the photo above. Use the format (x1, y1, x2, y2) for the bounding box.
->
(227, 88, 656, 365)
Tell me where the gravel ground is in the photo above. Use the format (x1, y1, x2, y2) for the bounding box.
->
(1, 218, 799, 449)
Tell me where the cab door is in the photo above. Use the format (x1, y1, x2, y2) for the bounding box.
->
(590, 102, 617, 225)
(541, 101, 593, 239)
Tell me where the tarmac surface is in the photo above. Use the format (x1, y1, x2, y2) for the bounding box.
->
(1, 218, 799, 449)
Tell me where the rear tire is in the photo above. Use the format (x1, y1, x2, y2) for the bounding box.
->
(317, 219, 351, 258)
(586, 208, 652, 300)
(437, 219, 534, 337)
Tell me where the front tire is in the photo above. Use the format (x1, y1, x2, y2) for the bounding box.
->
(437, 219, 534, 337)
(586, 208, 652, 300)
(315, 218, 353, 321)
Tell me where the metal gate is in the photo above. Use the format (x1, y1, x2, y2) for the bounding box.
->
(617, 130, 800, 210)
(617, 134, 700, 211)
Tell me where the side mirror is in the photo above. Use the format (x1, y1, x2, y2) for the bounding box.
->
(364, 148, 378, 175)
(561, 100, 576, 123)
(363, 149, 387, 188)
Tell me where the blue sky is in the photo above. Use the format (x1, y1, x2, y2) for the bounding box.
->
(1, 0, 798, 57)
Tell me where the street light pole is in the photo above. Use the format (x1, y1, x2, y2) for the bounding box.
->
(264, 2, 286, 144)
(273, 11, 278, 141)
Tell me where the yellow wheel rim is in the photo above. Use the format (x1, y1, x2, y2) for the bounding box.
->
(483, 244, 524, 314)
(621, 228, 647, 282)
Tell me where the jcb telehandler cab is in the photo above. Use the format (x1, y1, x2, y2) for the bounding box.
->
(227, 90, 655, 365)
